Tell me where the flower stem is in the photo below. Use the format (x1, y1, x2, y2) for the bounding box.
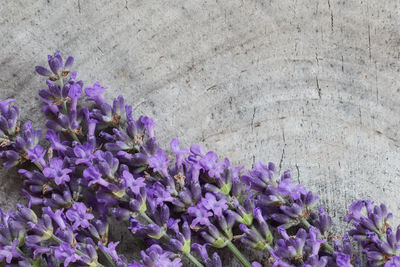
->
(322, 243, 334, 253)
(62, 101, 68, 114)
(226, 240, 252, 267)
(300, 218, 311, 228)
(16, 247, 28, 258)
(99, 246, 117, 267)
(184, 251, 204, 267)
(70, 131, 81, 143)
(33, 161, 43, 171)
(140, 212, 154, 225)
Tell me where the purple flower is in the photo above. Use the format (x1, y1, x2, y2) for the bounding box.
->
(336, 253, 352, 267)
(38, 80, 68, 109)
(65, 202, 94, 230)
(0, 150, 20, 168)
(311, 206, 333, 236)
(73, 142, 94, 165)
(146, 182, 173, 212)
(85, 82, 107, 106)
(139, 244, 182, 267)
(42, 158, 72, 185)
(0, 99, 16, 114)
(98, 241, 120, 262)
(27, 145, 46, 167)
(0, 240, 20, 263)
(345, 200, 368, 223)
(190, 144, 204, 157)
(35, 51, 74, 78)
(68, 83, 82, 112)
(276, 177, 307, 201)
(192, 243, 222, 267)
(54, 242, 81, 267)
(122, 170, 146, 195)
(1, 121, 41, 168)
(201, 193, 228, 217)
(148, 148, 170, 176)
(385, 256, 400, 267)
(170, 138, 189, 167)
(44, 207, 66, 230)
(199, 151, 224, 178)
(83, 166, 111, 188)
(21, 189, 43, 207)
(188, 204, 213, 227)
(46, 129, 68, 152)
(269, 226, 328, 266)
(241, 161, 276, 192)
(0, 99, 19, 140)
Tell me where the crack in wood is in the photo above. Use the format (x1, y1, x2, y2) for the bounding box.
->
(316, 76, 321, 99)
(251, 107, 256, 133)
(368, 24, 372, 61)
(295, 164, 300, 184)
(279, 128, 287, 173)
(327, 0, 333, 32)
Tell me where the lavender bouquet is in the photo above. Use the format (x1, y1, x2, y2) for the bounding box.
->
(0, 51, 399, 267)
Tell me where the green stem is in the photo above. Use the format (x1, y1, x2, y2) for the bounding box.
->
(62, 101, 68, 114)
(140, 212, 154, 225)
(59, 76, 64, 88)
(33, 161, 43, 171)
(16, 247, 27, 258)
(300, 218, 311, 229)
(226, 240, 252, 267)
(70, 131, 81, 144)
(184, 251, 204, 267)
(322, 243, 334, 253)
(99, 246, 117, 267)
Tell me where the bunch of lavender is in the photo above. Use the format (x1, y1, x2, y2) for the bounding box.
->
(0, 51, 398, 267)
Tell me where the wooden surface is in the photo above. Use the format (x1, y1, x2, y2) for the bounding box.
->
(1, 0, 400, 265)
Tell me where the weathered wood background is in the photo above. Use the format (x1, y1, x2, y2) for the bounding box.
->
(1, 0, 400, 265)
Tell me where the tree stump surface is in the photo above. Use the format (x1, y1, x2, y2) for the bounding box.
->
(1, 0, 400, 265)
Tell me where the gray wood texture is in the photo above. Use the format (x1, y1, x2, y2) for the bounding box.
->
(1, 0, 400, 265)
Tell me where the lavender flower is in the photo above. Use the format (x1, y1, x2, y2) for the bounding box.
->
(5, 50, 400, 267)
(43, 158, 72, 185)
(54, 242, 81, 267)
(148, 148, 170, 177)
(122, 170, 146, 195)
(85, 82, 108, 106)
(346, 201, 399, 266)
(192, 243, 222, 267)
(0, 121, 41, 168)
(269, 226, 327, 267)
(237, 208, 273, 250)
(35, 51, 74, 79)
(199, 151, 224, 178)
(65, 202, 94, 230)
(131, 244, 182, 267)
(0, 99, 19, 144)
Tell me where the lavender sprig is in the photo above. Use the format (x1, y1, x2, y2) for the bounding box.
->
(0, 51, 398, 267)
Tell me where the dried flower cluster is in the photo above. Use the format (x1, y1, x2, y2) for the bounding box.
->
(0, 51, 399, 267)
